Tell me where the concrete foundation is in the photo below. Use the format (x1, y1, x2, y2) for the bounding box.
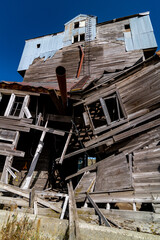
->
(0, 210, 159, 240)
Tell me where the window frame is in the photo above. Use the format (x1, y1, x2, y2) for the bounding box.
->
(4, 93, 31, 119)
(85, 90, 127, 134)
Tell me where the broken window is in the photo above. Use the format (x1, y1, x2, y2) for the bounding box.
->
(10, 96, 24, 117)
(85, 91, 126, 134)
(4, 94, 32, 119)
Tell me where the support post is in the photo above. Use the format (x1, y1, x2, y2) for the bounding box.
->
(21, 122, 48, 189)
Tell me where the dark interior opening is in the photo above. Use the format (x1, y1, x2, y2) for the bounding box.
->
(74, 22, 79, 29)
(74, 35, 78, 43)
(124, 24, 131, 31)
(105, 95, 124, 122)
(80, 34, 85, 41)
(88, 101, 107, 128)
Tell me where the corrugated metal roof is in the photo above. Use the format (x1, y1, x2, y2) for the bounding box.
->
(18, 14, 97, 73)
(18, 32, 64, 72)
(125, 15, 157, 51)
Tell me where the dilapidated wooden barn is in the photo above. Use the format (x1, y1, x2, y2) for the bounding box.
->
(0, 11, 160, 237)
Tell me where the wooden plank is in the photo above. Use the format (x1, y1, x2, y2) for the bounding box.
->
(84, 108, 160, 147)
(100, 98, 111, 125)
(0, 129, 17, 142)
(84, 194, 160, 204)
(0, 196, 28, 207)
(23, 122, 65, 136)
(46, 114, 72, 123)
(0, 88, 40, 96)
(65, 154, 123, 181)
(24, 106, 32, 119)
(0, 116, 64, 136)
(0, 149, 25, 157)
(133, 147, 160, 160)
(0, 182, 61, 213)
(60, 195, 69, 219)
(1, 131, 20, 184)
(0, 122, 30, 132)
(0, 143, 14, 150)
(37, 197, 61, 213)
(74, 172, 96, 197)
(114, 118, 160, 142)
(0, 181, 29, 198)
(68, 181, 81, 240)
(87, 194, 111, 227)
(19, 95, 30, 118)
(56, 138, 113, 163)
(4, 93, 16, 116)
(21, 122, 48, 189)
(59, 126, 73, 164)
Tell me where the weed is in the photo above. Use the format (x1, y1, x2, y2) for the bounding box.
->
(0, 214, 50, 240)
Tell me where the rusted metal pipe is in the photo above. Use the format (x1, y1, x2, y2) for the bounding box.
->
(56, 66, 67, 109)
(77, 46, 84, 78)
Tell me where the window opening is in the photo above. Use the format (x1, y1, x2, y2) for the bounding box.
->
(104, 95, 124, 122)
(73, 35, 78, 43)
(74, 22, 79, 29)
(37, 44, 41, 48)
(80, 33, 85, 41)
(87, 92, 126, 131)
(124, 24, 131, 32)
(10, 96, 24, 117)
(88, 101, 106, 128)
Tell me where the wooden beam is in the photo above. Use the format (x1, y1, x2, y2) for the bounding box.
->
(59, 126, 73, 164)
(1, 131, 20, 184)
(56, 138, 113, 163)
(87, 194, 111, 227)
(114, 118, 160, 142)
(68, 181, 81, 240)
(21, 122, 48, 189)
(46, 114, 72, 123)
(0, 149, 24, 157)
(60, 195, 69, 219)
(0, 182, 61, 213)
(0, 88, 40, 96)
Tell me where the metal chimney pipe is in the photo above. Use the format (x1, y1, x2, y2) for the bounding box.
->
(56, 66, 67, 109)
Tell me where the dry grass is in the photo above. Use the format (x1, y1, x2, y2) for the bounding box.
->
(0, 215, 50, 240)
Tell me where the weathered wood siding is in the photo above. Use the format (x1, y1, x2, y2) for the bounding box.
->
(116, 60, 160, 115)
(23, 19, 144, 90)
(95, 154, 132, 192)
(133, 146, 160, 194)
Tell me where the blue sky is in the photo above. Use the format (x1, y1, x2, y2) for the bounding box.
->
(0, 0, 159, 82)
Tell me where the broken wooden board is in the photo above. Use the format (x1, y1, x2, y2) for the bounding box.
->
(0, 182, 61, 213)
(74, 171, 96, 198)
